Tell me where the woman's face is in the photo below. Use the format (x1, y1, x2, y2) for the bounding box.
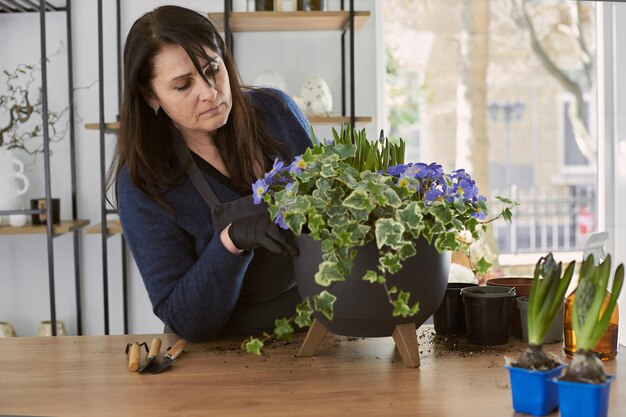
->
(148, 44, 232, 140)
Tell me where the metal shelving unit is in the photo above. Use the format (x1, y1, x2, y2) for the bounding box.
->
(0, 0, 87, 336)
(215, 0, 370, 127)
(90, 0, 129, 335)
(83, 0, 371, 336)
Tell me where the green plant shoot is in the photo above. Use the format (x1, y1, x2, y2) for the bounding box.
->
(527, 253, 574, 345)
(572, 254, 624, 351)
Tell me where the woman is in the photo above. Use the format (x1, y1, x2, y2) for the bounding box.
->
(108, 5, 312, 342)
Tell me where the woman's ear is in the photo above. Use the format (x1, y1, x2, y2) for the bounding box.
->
(142, 91, 159, 112)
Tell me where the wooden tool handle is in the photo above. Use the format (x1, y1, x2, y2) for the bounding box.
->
(128, 343, 140, 372)
(167, 339, 187, 360)
(148, 338, 162, 358)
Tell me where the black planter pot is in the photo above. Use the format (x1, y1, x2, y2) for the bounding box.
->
(461, 286, 516, 345)
(294, 234, 450, 337)
(433, 283, 478, 336)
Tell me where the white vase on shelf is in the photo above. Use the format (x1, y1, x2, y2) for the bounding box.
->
(299, 76, 332, 117)
(38, 320, 67, 337)
(0, 321, 17, 337)
(0, 148, 30, 225)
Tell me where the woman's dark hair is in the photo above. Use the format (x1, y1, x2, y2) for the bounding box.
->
(107, 5, 289, 206)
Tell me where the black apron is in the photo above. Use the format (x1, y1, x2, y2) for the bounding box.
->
(173, 135, 300, 335)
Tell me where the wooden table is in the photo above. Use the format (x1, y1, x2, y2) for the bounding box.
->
(0, 327, 623, 416)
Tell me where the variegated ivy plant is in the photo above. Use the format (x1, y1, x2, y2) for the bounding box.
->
(242, 126, 517, 354)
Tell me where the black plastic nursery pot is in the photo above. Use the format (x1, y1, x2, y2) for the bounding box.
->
(461, 286, 516, 345)
(486, 277, 532, 338)
(433, 283, 478, 336)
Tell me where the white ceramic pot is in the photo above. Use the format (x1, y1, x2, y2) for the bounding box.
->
(299, 76, 333, 117)
(0, 321, 17, 337)
(253, 70, 287, 93)
(38, 320, 67, 337)
(0, 149, 30, 225)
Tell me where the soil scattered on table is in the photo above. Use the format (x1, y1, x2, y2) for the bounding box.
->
(417, 327, 526, 359)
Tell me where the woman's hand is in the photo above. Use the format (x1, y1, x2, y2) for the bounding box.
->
(223, 212, 299, 256)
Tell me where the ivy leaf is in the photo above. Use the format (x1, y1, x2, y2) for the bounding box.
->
(242, 337, 264, 355)
(381, 187, 403, 208)
(343, 189, 374, 212)
(366, 181, 389, 196)
(320, 163, 337, 178)
(496, 196, 517, 205)
(268, 205, 281, 220)
(315, 261, 345, 286)
(314, 291, 337, 321)
(313, 178, 332, 198)
(502, 207, 513, 222)
(380, 252, 402, 274)
(453, 197, 467, 214)
(477, 198, 489, 213)
(464, 216, 479, 232)
(363, 270, 380, 283)
(475, 257, 493, 274)
(307, 212, 326, 234)
(274, 318, 294, 342)
(338, 171, 359, 188)
(397, 242, 417, 260)
(285, 212, 306, 234)
(349, 224, 371, 245)
(375, 218, 405, 249)
(435, 232, 458, 252)
(392, 290, 418, 317)
(295, 298, 314, 329)
(429, 221, 446, 235)
(432, 204, 453, 223)
(397, 202, 423, 227)
(334, 143, 357, 160)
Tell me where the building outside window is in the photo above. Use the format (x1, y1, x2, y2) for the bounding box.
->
(384, 0, 600, 274)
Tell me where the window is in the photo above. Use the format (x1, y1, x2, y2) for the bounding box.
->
(384, 0, 601, 270)
(561, 98, 592, 171)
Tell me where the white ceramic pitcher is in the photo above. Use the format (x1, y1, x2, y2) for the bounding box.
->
(0, 148, 30, 224)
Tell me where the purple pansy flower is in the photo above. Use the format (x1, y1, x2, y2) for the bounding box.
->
(289, 156, 308, 175)
(252, 178, 267, 205)
(264, 158, 285, 185)
(285, 182, 298, 198)
(274, 208, 289, 230)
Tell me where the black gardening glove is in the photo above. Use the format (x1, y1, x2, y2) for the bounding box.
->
(228, 212, 299, 256)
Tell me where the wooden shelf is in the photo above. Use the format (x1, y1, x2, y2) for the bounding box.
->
(0, 219, 89, 236)
(84, 122, 120, 132)
(84, 116, 371, 133)
(208, 11, 370, 32)
(309, 116, 371, 124)
(0, 1, 67, 13)
(86, 220, 122, 235)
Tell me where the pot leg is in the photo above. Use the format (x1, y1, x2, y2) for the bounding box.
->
(392, 323, 420, 368)
(298, 319, 328, 357)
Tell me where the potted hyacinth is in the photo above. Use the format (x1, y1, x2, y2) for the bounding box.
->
(505, 253, 574, 416)
(242, 126, 516, 355)
(555, 254, 623, 417)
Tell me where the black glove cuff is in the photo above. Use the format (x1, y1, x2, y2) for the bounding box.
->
(227, 225, 244, 253)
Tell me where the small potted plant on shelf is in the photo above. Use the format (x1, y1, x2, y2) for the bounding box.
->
(0, 62, 68, 156)
(242, 125, 517, 359)
(0, 62, 68, 225)
(555, 254, 623, 417)
(505, 253, 574, 416)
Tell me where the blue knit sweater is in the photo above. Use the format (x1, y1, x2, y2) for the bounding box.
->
(118, 88, 312, 341)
